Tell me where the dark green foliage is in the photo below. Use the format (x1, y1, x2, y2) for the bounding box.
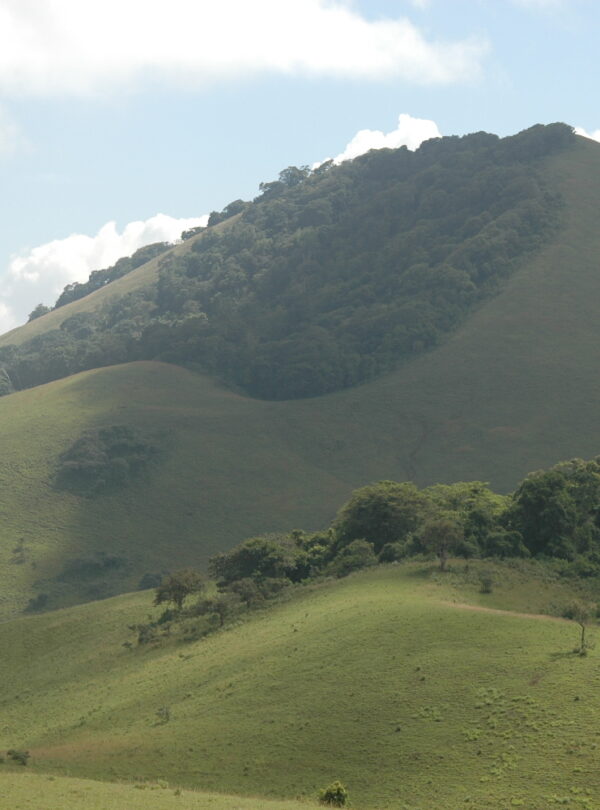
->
(329, 539, 377, 577)
(27, 303, 50, 321)
(154, 570, 205, 611)
(24, 592, 49, 613)
(333, 481, 427, 553)
(137, 572, 165, 590)
(6, 749, 30, 766)
(194, 592, 241, 627)
(54, 242, 170, 308)
(0, 124, 573, 400)
(508, 458, 600, 558)
(208, 536, 294, 585)
(56, 552, 126, 581)
(56, 424, 158, 496)
(378, 541, 407, 563)
(419, 514, 464, 571)
(181, 225, 205, 240)
(207, 198, 249, 226)
(483, 530, 529, 558)
(319, 780, 348, 807)
(228, 578, 265, 609)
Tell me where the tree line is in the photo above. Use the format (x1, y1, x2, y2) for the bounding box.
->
(131, 454, 600, 645)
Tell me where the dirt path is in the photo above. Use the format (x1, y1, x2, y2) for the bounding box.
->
(439, 600, 570, 623)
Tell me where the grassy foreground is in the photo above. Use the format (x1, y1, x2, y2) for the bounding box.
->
(0, 773, 313, 810)
(2, 561, 600, 809)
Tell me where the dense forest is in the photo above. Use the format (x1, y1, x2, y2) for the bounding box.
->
(1, 123, 574, 399)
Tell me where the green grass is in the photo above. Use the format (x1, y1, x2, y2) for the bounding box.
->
(2, 138, 600, 617)
(0, 772, 313, 810)
(2, 562, 600, 809)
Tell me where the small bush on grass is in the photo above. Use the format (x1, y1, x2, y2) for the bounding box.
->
(7, 749, 30, 766)
(319, 780, 348, 806)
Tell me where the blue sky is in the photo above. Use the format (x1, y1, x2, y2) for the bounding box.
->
(0, 0, 597, 331)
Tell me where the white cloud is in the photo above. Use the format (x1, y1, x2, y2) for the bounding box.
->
(574, 126, 600, 143)
(0, 212, 208, 332)
(0, 0, 487, 95)
(319, 113, 442, 166)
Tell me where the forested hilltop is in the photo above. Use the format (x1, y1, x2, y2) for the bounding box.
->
(0, 123, 573, 399)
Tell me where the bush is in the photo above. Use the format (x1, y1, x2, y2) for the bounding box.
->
(378, 541, 407, 563)
(329, 539, 377, 578)
(7, 749, 30, 766)
(319, 781, 348, 806)
(479, 572, 494, 594)
(56, 425, 158, 496)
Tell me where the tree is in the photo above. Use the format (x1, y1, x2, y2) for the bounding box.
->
(196, 592, 241, 627)
(153, 570, 205, 611)
(419, 514, 464, 571)
(333, 481, 427, 553)
(228, 578, 264, 609)
(27, 303, 50, 322)
(509, 469, 580, 558)
(329, 539, 377, 578)
(563, 599, 596, 654)
(208, 536, 292, 585)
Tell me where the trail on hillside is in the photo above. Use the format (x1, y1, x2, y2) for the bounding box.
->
(439, 599, 570, 623)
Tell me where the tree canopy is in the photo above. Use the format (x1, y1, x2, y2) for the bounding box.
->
(0, 123, 574, 400)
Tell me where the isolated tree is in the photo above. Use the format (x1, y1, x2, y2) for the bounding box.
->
(153, 570, 204, 611)
(420, 514, 464, 571)
(27, 303, 51, 322)
(563, 599, 597, 653)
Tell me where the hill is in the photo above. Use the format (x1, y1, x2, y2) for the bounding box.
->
(0, 124, 573, 397)
(2, 562, 599, 809)
(1, 128, 600, 616)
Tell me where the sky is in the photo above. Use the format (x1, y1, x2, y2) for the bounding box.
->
(0, 0, 598, 332)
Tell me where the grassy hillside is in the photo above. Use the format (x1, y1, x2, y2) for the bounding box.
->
(2, 562, 599, 809)
(0, 773, 312, 810)
(0, 361, 356, 619)
(2, 136, 600, 616)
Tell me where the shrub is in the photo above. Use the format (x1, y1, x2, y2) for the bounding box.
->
(479, 572, 494, 594)
(7, 749, 30, 766)
(329, 539, 377, 578)
(379, 541, 406, 563)
(319, 780, 348, 806)
(56, 424, 158, 496)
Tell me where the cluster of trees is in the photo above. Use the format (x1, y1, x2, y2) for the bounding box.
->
(56, 424, 158, 496)
(1, 123, 574, 400)
(135, 455, 600, 645)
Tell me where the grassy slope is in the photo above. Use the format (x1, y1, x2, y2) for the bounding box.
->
(2, 562, 599, 810)
(0, 361, 351, 618)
